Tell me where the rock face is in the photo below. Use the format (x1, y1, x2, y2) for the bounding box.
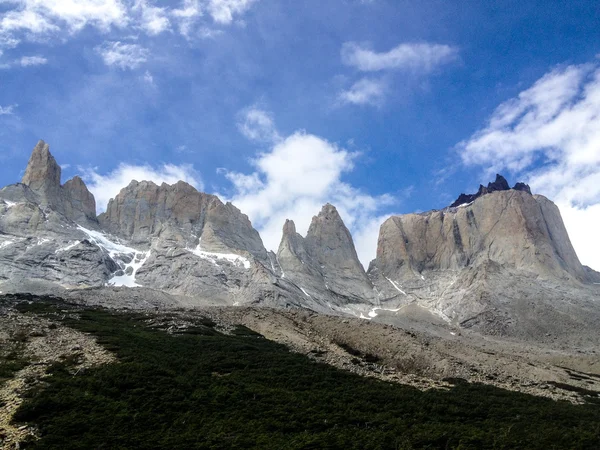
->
(375, 189, 586, 281)
(277, 204, 376, 307)
(368, 177, 599, 342)
(99, 180, 267, 262)
(1, 143, 598, 345)
(21, 140, 62, 208)
(1, 141, 305, 309)
(19, 140, 97, 224)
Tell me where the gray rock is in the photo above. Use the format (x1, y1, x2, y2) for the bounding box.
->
(2, 140, 598, 348)
(277, 204, 377, 307)
(18, 140, 97, 225)
(21, 140, 62, 209)
(367, 188, 600, 344)
(98, 179, 268, 263)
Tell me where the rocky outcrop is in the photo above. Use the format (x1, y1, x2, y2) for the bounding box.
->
(368, 179, 599, 342)
(449, 174, 531, 208)
(18, 140, 97, 224)
(62, 176, 97, 223)
(277, 204, 376, 307)
(98, 180, 268, 263)
(373, 189, 586, 282)
(2, 141, 598, 346)
(0, 141, 304, 307)
(21, 140, 62, 208)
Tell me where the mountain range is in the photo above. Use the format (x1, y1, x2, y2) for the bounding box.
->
(1, 141, 598, 344)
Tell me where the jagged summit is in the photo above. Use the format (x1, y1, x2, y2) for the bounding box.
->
(21, 140, 62, 205)
(450, 174, 532, 208)
(277, 203, 376, 306)
(2, 140, 599, 346)
(17, 140, 97, 223)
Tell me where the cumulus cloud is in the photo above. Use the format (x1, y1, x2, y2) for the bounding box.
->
(96, 41, 149, 69)
(341, 41, 459, 73)
(82, 162, 203, 212)
(207, 0, 257, 25)
(458, 62, 600, 270)
(223, 112, 395, 266)
(133, 0, 170, 35)
(0, 104, 17, 115)
(338, 78, 386, 106)
(237, 107, 281, 143)
(0, 0, 260, 50)
(0, 0, 128, 36)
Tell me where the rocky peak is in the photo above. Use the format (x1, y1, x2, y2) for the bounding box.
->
(450, 174, 532, 208)
(99, 178, 268, 262)
(21, 140, 62, 207)
(486, 174, 510, 192)
(17, 141, 97, 223)
(513, 182, 532, 194)
(305, 204, 355, 256)
(282, 219, 297, 236)
(62, 176, 97, 222)
(277, 203, 376, 306)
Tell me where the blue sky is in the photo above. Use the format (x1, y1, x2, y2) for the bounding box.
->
(1, 0, 599, 270)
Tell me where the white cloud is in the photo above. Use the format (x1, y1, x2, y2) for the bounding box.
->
(18, 55, 47, 66)
(141, 69, 155, 85)
(133, 0, 170, 35)
(82, 162, 203, 212)
(338, 78, 386, 106)
(0, 0, 259, 49)
(96, 41, 149, 69)
(0, 104, 17, 115)
(171, 0, 202, 37)
(341, 41, 459, 72)
(237, 107, 281, 143)
(225, 113, 395, 266)
(0, 0, 128, 36)
(207, 0, 257, 24)
(0, 54, 48, 69)
(458, 62, 600, 271)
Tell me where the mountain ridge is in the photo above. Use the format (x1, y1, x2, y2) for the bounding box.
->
(1, 140, 598, 345)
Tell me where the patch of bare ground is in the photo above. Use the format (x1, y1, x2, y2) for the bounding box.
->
(0, 305, 115, 449)
(200, 306, 600, 404)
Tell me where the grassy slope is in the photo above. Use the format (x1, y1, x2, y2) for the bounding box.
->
(10, 299, 600, 450)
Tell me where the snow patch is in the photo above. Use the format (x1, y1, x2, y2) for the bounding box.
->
(108, 251, 151, 288)
(3, 200, 17, 208)
(364, 306, 404, 319)
(186, 243, 251, 269)
(77, 225, 149, 287)
(55, 241, 81, 253)
(275, 255, 285, 278)
(300, 287, 311, 298)
(456, 201, 473, 208)
(385, 277, 407, 295)
(0, 240, 14, 249)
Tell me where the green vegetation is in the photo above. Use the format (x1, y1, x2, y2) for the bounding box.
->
(0, 327, 30, 384)
(9, 299, 600, 449)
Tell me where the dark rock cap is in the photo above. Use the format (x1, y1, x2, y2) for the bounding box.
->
(450, 175, 532, 208)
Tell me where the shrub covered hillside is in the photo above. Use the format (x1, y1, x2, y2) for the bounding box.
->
(8, 299, 600, 450)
